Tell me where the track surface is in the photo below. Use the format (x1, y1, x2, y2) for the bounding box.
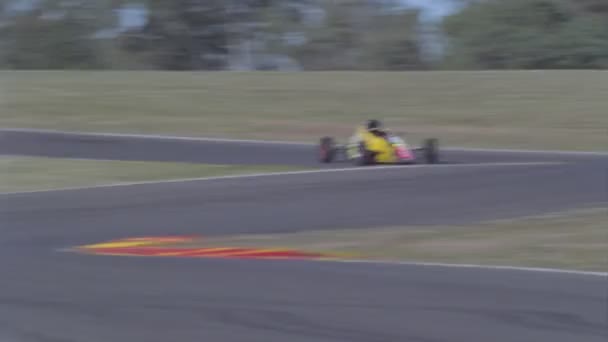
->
(1, 130, 607, 342)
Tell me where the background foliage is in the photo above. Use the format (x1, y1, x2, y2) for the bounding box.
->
(0, 0, 606, 70)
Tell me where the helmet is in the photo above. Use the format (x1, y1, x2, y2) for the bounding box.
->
(367, 119, 382, 131)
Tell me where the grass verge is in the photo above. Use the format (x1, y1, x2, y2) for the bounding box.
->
(0, 156, 305, 193)
(189, 207, 608, 272)
(1, 70, 607, 151)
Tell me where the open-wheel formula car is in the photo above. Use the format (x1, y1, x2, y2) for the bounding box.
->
(318, 128, 439, 166)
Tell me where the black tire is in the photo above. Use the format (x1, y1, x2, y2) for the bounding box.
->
(355, 141, 375, 166)
(423, 138, 439, 164)
(319, 137, 336, 163)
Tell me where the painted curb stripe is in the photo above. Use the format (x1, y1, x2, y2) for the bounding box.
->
(69, 236, 608, 275)
(78, 246, 331, 259)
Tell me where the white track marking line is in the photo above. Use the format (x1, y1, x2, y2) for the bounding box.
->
(0, 128, 311, 146)
(2, 128, 608, 155)
(322, 259, 608, 277)
(0, 161, 562, 196)
(442, 147, 608, 156)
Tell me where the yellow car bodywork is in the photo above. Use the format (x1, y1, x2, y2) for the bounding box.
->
(348, 126, 398, 163)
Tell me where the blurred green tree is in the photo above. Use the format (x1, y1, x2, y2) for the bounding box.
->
(289, 0, 425, 70)
(578, 0, 608, 14)
(442, 0, 608, 69)
(117, 0, 288, 70)
(0, 0, 120, 69)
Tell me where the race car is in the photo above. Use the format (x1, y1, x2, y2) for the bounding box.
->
(318, 126, 439, 165)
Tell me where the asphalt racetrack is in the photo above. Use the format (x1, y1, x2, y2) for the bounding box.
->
(0, 129, 607, 342)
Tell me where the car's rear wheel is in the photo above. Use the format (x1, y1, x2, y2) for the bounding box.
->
(319, 137, 336, 163)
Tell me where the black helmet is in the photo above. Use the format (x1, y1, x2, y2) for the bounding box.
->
(367, 119, 382, 131)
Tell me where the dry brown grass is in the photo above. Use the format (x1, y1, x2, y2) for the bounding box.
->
(1, 70, 607, 150)
(0, 156, 304, 193)
(187, 207, 608, 272)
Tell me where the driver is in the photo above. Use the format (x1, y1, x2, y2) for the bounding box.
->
(366, 119, 388, 139)
(349, 119, 388, 143)
(347, 119, 391, 159)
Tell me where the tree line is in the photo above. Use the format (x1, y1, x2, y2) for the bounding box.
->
(0, 0, 606, 70)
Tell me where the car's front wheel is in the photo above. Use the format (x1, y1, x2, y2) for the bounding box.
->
(423, 138, 439, 164)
